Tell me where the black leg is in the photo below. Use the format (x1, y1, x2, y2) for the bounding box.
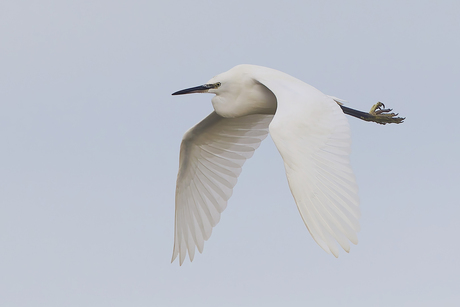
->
(340, 103, 405, 125)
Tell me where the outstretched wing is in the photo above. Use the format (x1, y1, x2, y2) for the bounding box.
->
(256, 70, 360, 257)
(173, 111, 273, 265)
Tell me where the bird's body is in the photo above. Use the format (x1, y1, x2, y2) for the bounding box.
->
(171, 64, 403, 265)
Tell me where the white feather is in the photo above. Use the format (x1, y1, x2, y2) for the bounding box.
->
(173, 111, 273, 264)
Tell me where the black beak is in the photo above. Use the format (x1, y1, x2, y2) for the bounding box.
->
(172, 84, 211, 95)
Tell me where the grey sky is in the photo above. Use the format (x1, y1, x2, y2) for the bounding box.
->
(1, 0, 459, 306)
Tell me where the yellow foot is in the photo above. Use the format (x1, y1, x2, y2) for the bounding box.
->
(368, 102, 405, 125)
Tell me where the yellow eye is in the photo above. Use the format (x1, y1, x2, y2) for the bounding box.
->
(215, 82, 221, 87)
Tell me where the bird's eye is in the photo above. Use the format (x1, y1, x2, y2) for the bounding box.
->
(215, 82, 221, 88)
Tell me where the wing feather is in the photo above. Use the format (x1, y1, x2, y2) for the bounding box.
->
(255, 71, 360, 257)
(173, 111, 273, 264)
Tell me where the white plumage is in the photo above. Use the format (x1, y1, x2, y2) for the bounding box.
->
(172, 65, 360, 265)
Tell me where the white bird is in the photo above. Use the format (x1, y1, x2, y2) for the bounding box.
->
(171, 64, 404, 265)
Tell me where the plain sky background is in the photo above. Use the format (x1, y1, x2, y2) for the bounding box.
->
(1, 1, 459, 306)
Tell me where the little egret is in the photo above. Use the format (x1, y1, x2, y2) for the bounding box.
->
(171, 64, 404, 265)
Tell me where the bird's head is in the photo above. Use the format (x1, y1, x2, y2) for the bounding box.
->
(171, 65, 276, 117)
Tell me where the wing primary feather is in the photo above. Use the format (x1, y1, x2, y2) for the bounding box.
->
(189, 180, 214, 240)
(295, 196, 331, 254)
(315, 180, 360, 238)
(195, 165, 231, 203)
(316, 197, 358, 245)
(186, 187, 206, 252)
(184, 196, 197, 261)
(314, 171, 360, 221)
(314, 170, 359, 210)
(313, 189, 354, 251)
(193, 172, 226, 219)
(307, 194, 341, 257)
(178, 204, 188, 265)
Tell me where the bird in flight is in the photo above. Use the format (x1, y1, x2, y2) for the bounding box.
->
(171, 64, 404, 265)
